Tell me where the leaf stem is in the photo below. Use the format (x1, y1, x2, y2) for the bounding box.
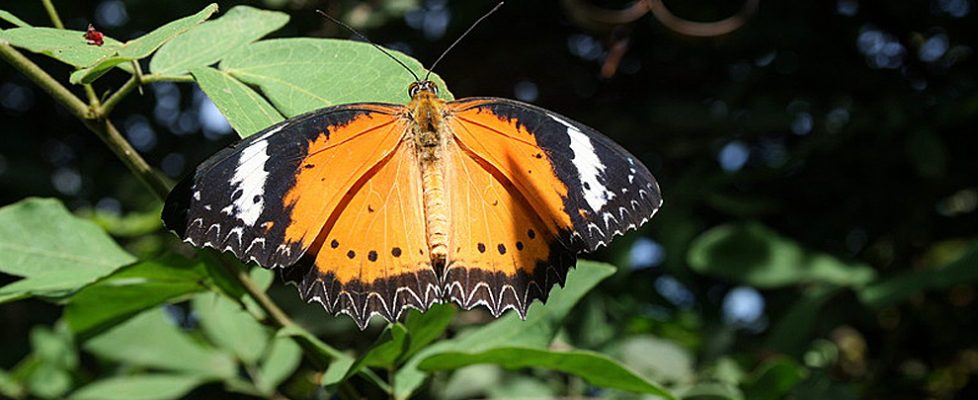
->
(41, 0, 65, 29)
(101, 73, 194, 116)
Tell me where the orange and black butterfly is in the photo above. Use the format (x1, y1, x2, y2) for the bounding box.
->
(162, 5, 662, 329)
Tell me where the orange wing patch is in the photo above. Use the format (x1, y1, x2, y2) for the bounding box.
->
(280, 110, 404, 255)
(287, 139, 440, 329)
(443, 140, 575, 317)
(447, 103, 574, 236)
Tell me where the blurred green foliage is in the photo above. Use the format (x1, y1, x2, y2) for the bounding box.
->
(1, 0, 977, 399)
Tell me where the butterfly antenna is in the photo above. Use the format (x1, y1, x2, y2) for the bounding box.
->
(315, 9, 421, 82)
(424, 2, 504, 81)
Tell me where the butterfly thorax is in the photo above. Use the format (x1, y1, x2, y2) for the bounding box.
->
(406, 86, 446, 161)
(405, 82, 451, 266)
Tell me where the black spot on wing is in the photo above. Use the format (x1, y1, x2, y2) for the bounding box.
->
(451, 97, 663, 251)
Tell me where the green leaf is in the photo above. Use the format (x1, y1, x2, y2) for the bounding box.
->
(687, 222, 876, 288)
(84, 307, 237, 379)
(193, 292, 270, 365)
(324, 323, 411, 386)
(198, 252, 247, 300)
(190, 66, 283, 137)
(394, 260, 615, 399)
(437, 365, 502, 399)
(487, 375, 556, 399)
(0, 370, 24, 398)
(25, 362, 71, 399)
(69, 4, 219, 84)
(321, 357, 356, 388)
(0, 27, 123, 67)
(255, 337, 302, 395)
(25, 326, 77, 399)
(361, 324, 410, 368)
(31, 326, 77, 370)
(0, 10, 32, 28)
(220, 38, 453, 116)
(402, 303, 455, 359)
(859, 242, 978, 308)
(65, 254, 209, 338)
(612, 335, 694, 386)
(151, 6, 289, 75)
(69, 56, 129, 84)
(741, 357, 808, 400)
(0, 369, 25, 399)
(69, 374, 206, 400)
(80, 205, 164, 237)
(419, 347, 675, 399)
(0, 198, 136, 302)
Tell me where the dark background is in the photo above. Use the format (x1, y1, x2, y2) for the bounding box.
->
(2, 0, 977, 398)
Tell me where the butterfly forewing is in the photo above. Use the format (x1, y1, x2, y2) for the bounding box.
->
(448, 98, 663, 251)
(162, 104, 405, 269)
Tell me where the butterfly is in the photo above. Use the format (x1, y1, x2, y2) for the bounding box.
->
(162, 7, 662, 330)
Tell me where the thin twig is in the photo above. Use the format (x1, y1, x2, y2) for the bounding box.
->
(82, 118, 173, 197)
(100, 76, 139, 116)
(41, 0, 65, 29)
(84, 84, 101, 107)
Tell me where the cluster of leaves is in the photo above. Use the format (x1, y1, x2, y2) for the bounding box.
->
(0, 4, 678, 399)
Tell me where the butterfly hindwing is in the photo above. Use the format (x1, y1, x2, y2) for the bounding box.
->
(448, 97, 663, 251)
(163, 104, 405, 269)
(442, 139, 575, 316)
(284, 139, 441, 329)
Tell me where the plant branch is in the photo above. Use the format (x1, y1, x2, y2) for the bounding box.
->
(0, 43, 90, 118)
(1, 40, 298, 348)
(41, 0, 65, 29)
(82, 118, 173, 197)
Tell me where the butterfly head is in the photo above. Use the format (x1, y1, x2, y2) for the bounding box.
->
(409, 80, 439, 98)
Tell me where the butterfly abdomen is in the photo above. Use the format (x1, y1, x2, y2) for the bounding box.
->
(420, 156, 450, 263)
(409, 90, 452, 265)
